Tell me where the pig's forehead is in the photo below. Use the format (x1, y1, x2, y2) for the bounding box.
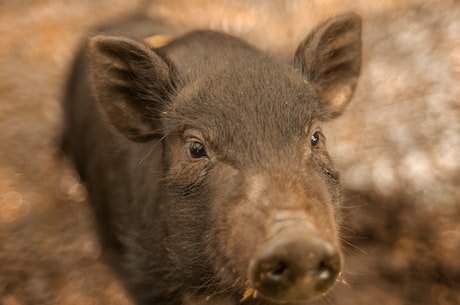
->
(165, 67, 322, 143)
(168, 47, 321, 112)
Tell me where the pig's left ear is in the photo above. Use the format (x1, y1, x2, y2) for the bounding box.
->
(88, 35, 175, 142)
(294, 13, 362, 119)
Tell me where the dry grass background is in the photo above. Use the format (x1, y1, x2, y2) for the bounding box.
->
(0, 1, 459, 304)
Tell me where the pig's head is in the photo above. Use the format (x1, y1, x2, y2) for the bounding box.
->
(88, 13, 361, 304)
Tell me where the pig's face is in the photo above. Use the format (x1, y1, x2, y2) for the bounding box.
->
(161, 61, 342, 302)
(88, 13, 361, 304)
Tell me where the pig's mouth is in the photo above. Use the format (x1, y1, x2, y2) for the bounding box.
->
(246, 228, 342, 303)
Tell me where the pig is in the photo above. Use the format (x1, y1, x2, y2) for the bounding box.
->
(61, 12, 361, 305)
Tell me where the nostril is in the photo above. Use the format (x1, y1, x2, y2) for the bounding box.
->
(310, 252, 341, 294)
(266, 261, 288, 282)
(317, 260, 333, 281)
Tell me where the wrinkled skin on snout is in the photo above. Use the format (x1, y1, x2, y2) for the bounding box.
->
(61, 13, 361, 305)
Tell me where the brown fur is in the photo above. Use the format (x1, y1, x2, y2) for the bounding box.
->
(61, 14, 361, 305)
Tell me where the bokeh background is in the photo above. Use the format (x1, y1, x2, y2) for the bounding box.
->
(0, 1, 459, 304)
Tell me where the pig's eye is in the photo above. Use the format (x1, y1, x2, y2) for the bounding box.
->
(188, 141, 207, 159)
(311, 131, 321, 147)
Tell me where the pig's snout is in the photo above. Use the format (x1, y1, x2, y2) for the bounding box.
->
(248, 228, 341, 302)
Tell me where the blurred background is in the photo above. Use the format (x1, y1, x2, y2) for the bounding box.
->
(0, 0, 459, 304)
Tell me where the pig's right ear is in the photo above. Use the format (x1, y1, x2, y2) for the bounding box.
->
(294, 13, 361, 119)
(88, 35, 174, 142)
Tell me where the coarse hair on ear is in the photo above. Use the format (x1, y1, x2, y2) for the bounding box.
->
(88, 35, 176, 142)
(294, 13, 362, 119)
